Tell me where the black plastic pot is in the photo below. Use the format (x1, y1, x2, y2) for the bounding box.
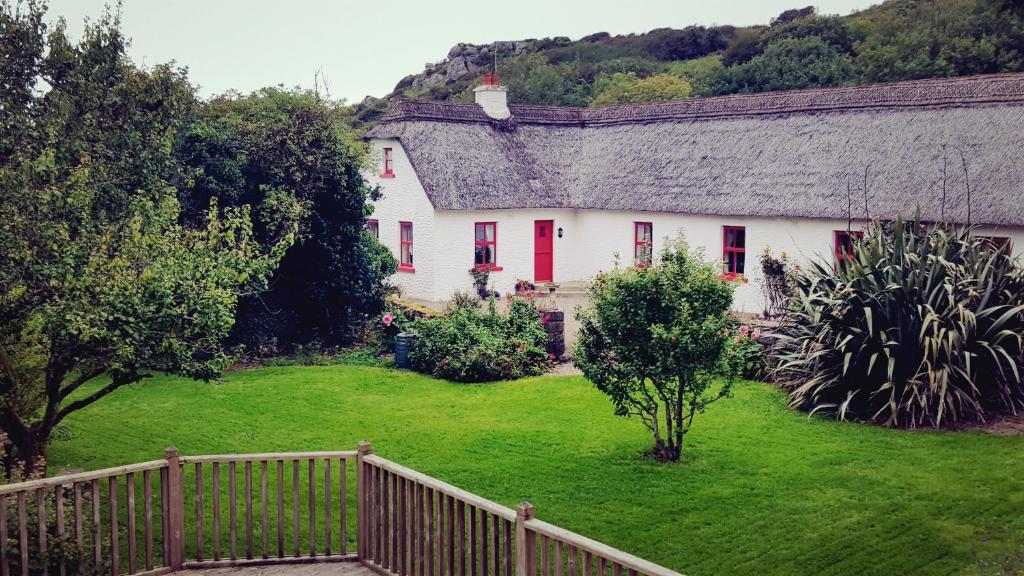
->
(394, 332, 418, 369)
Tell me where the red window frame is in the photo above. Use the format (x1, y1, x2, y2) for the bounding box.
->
(977, 235, 1012, 255)
(723, 226, 746, 275)
(634, 222, 653, 266)
(473, 222, 502, 270)
(367, 219, 379, 240)
(834, 230, 864, 261)
(381, 147, 394, 178)
(399, 221, 414, 272)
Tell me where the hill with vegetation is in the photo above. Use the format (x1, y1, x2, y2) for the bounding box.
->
(350, 0, 1024, 127)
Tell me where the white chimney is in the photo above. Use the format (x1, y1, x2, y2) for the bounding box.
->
(474, 74, 510, 120)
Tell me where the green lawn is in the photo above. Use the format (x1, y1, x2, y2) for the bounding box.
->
(51, 365, 1024, 576)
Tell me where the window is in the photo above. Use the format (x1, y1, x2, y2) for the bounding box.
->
(978, 236, 1012, 255)
(399, 221, 413, 271)
(474, 222, 500, 269)
(634, 222, 653, 266)
(723, 226, 746, 275)
(367, 219, 379, 240)
(382, 147, 394, 178)
(834, 230, 864, 261)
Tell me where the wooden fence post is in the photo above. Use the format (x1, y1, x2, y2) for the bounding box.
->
(356, 441, 373, 560)
(515, 502, 535, 576)
(164, 447, 185, 571)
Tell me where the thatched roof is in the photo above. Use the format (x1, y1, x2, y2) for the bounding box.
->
(364, 73, 1024, 226)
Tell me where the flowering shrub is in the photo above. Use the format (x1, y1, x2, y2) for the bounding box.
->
(375, 296, 437, 352)
(409, 297, 549, 382)
(728, 324, 767, 380)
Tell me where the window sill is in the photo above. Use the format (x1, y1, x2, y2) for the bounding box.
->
(474, 265, 503, 272)
(380, 173, 395, 179)
(398, 265, 415, 273)
(717, 273, 748, 284)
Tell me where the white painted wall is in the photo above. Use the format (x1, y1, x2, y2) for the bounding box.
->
(366, 139, 1024, 312)
(364, 139, 436, 299)
(432, 208, 579, 301)
(431, 209, 853, 312)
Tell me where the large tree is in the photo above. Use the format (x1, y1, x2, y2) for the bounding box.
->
(0, 2, 293, 469)
(175, 89, 396, 353)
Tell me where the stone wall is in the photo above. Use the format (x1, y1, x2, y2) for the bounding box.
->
(541, 310, 566, 360)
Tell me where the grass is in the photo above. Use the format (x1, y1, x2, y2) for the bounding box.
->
(51, 365, 1024, 576)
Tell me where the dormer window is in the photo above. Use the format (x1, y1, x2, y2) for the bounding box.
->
(382, 147, 394, 178)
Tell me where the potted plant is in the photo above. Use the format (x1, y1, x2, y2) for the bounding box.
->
(469, 266, 490, 298)
(515, 278, 535, 295)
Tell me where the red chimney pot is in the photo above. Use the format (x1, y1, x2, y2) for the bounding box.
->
(482, 74, 500, 86)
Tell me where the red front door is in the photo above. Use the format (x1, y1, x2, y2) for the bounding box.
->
(534, 220, 554, 282)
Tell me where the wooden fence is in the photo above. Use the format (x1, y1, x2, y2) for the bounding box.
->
(1, 443, 683, 576)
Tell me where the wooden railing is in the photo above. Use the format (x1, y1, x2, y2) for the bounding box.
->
(0, 458, 171, 576)
(176, 449, 357, 569)
(1, 443, 683, 576)
(358, 452, 517, 576)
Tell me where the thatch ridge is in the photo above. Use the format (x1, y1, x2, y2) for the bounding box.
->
(371, 73, 1024, 128)
(366, 74, 1024, 227)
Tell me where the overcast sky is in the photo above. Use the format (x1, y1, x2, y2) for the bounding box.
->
(45, 0, 874, 103)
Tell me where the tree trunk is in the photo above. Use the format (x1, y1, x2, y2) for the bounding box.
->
(674, 375, 686, 456)
(1, 418, 47, 475)
(653, 442, 682, 462)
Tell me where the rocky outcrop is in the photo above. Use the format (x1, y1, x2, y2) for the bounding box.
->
(400, 40, 538, 93)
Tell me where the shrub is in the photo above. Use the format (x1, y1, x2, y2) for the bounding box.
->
(448, 290, 481, 312)
(409, 297, 549, 382)
(0, 435, 108, 575)
(258, 345, 386, 367)
(469, 267, 495, 298)
(706, 36, 855, 95)
(575, 235, 738, 461)
(178, 88, 396, 354)
(730, 324, 767, 380)
(772, 218, 1024, 428)
(758, 247, 796, 318)
(590, 73, 692, 106)
(375, 297, 436, 353)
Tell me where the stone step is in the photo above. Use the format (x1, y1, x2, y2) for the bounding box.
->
(534, 290, 587, 297)
(530, 281, 590, 297)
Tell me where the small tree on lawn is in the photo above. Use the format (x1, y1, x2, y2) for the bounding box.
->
(575, 236, 738, 462)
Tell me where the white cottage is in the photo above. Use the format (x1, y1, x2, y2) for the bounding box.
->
(363, 73, 1024, 312)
